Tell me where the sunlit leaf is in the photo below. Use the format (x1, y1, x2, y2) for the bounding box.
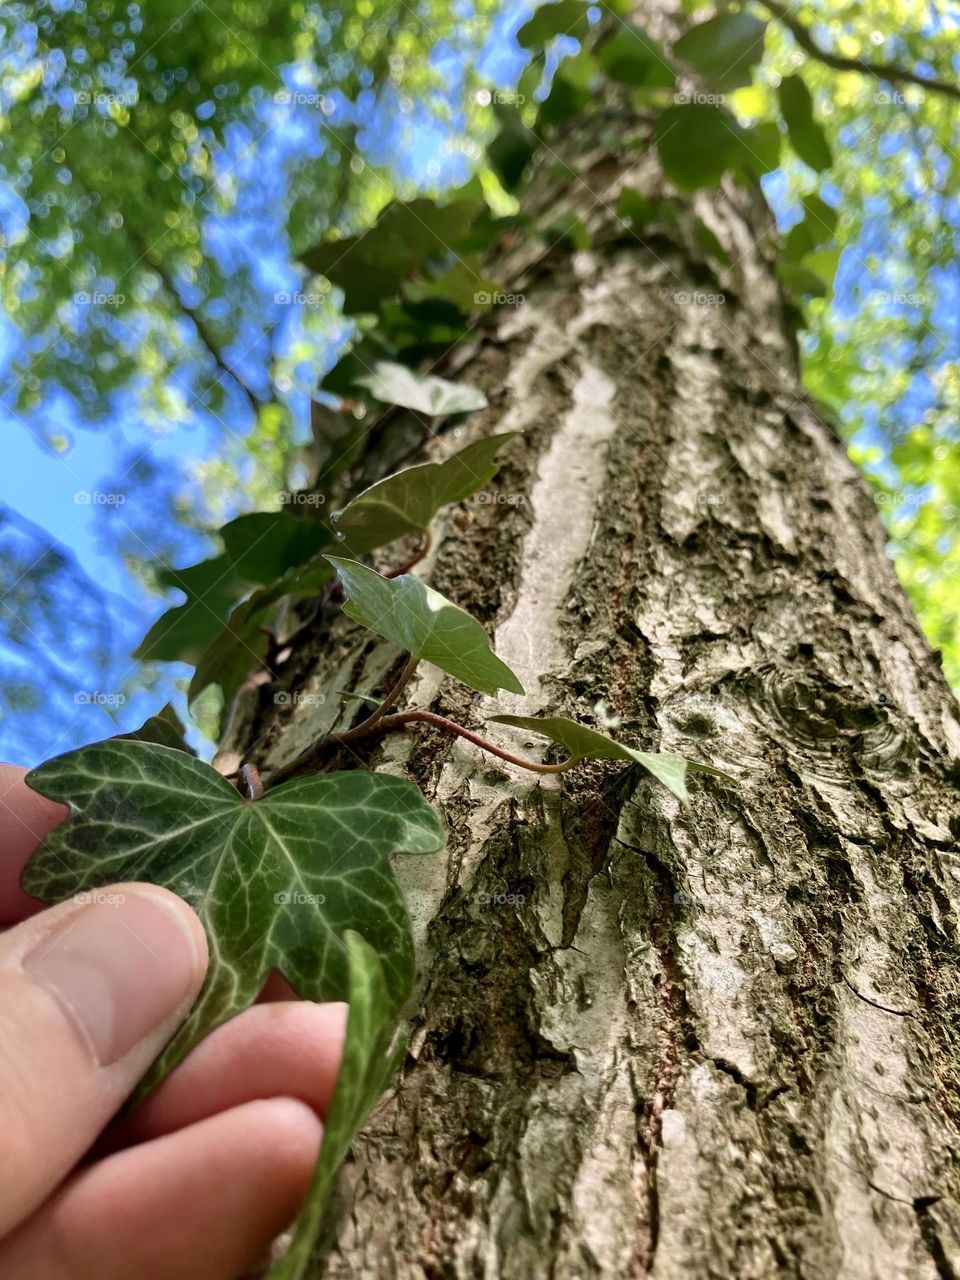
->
(355, 361, 488, 415)
(490, 714, 733, 804)
(326, 557, 524, 696)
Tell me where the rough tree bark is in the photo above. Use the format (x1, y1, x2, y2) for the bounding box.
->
(224, 121, 960, 1279)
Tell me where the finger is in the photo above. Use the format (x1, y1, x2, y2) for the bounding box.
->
(0, 1097, 322, 1280)
(0, 884, 207, 1234)
(0, 764, 68, 926)
(107, 1000, 346, 1148)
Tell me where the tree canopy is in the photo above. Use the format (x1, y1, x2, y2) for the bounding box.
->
(1, 0, 957, 761)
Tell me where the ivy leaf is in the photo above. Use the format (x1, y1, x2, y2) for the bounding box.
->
(778, 75, 832, 172)
(116, 703, 194, 754)
(332, 434, 518, 554)
(189, 558, 333, 705)
(655, 104, 743, 189)
(355, 361, 488, 416)
(326, 557, 524, 696)
(134, 554, 251, 664)
(266, 933, 405, 1280)
(489, 714, 732, 804)
(597, 24, 674, 88)
(135, 513, 329, 666)
(517, 0, 590, 48)
(23, 741, 444, 1085)
(300, 197, 483, 314)
(673, 13, 766, 92)
(487, 105, 539, 192)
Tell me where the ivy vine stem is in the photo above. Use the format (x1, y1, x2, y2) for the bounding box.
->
(331, 708, 580, 775)
(239, 762, 264, 800)
(332, 656, 421, 743)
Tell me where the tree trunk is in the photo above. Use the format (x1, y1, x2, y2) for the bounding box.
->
(227, 138, 960, 1279)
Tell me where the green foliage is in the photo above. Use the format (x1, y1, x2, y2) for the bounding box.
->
(355, 361, 488, 416)
(596, 25, 674, 89)
(517, 0, 591, 49)
(490, 715, 732, 805)
(777, 75, 832, 171)
(332, 435, 517, 554)
(326, 557, 524, 696)
(673, 13, 767, 92)
(265, 934, 407, 1280)
(23, 740, 444, 1084)
(655, 104, 779, 190)
(300, 197, 485, 315)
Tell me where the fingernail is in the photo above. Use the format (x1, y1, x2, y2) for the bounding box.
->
(23, 889, 205, 1066)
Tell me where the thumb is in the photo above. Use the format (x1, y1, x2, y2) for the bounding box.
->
(0, 884, 207, 1235)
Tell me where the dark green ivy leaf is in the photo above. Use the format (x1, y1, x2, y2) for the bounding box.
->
(597, 24, 674, 88)
(487, 105, 539, 192)
(300, 198, 483, 315)
(23, 741, 444, 1086)
(326, 557, 524, 696)
(778, 75, 833, 172)
(116, 703, 194, 754)
(332, 434, 517, 554)
(673, 13, 767, 92)
(490, 714, 733, 805)
(266, 934, 406, 1280)
(517, 0, 590, 48)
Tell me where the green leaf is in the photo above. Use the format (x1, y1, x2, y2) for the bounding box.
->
(655, 103, 744, 190)
(266, 933, 405, 1280)
(135, 513, 329, 666)
(332, 434, 517, 555)
(517, 0, 590, 48)
(219, 512, 330, 586)
(326, 557, 524, 697)
(189, 558, 333, 705)
(23, 741, 444, 1083)
(674, 13, 766, 91)
(778, 75, 832, 172)
(134, 554, 249, 665)
(116, 703, 194, 754)
(489, 714, 732, 805)
(597, 24, 674, 88)
(300, 198, 484, 315)
(355, 361, 488, 416)
(487, 105, 539, 191)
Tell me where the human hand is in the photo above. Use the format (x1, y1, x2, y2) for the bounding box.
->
(0, 762, 345, 1279)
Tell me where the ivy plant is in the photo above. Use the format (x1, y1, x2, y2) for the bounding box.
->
(22, 424, 731, 1275)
